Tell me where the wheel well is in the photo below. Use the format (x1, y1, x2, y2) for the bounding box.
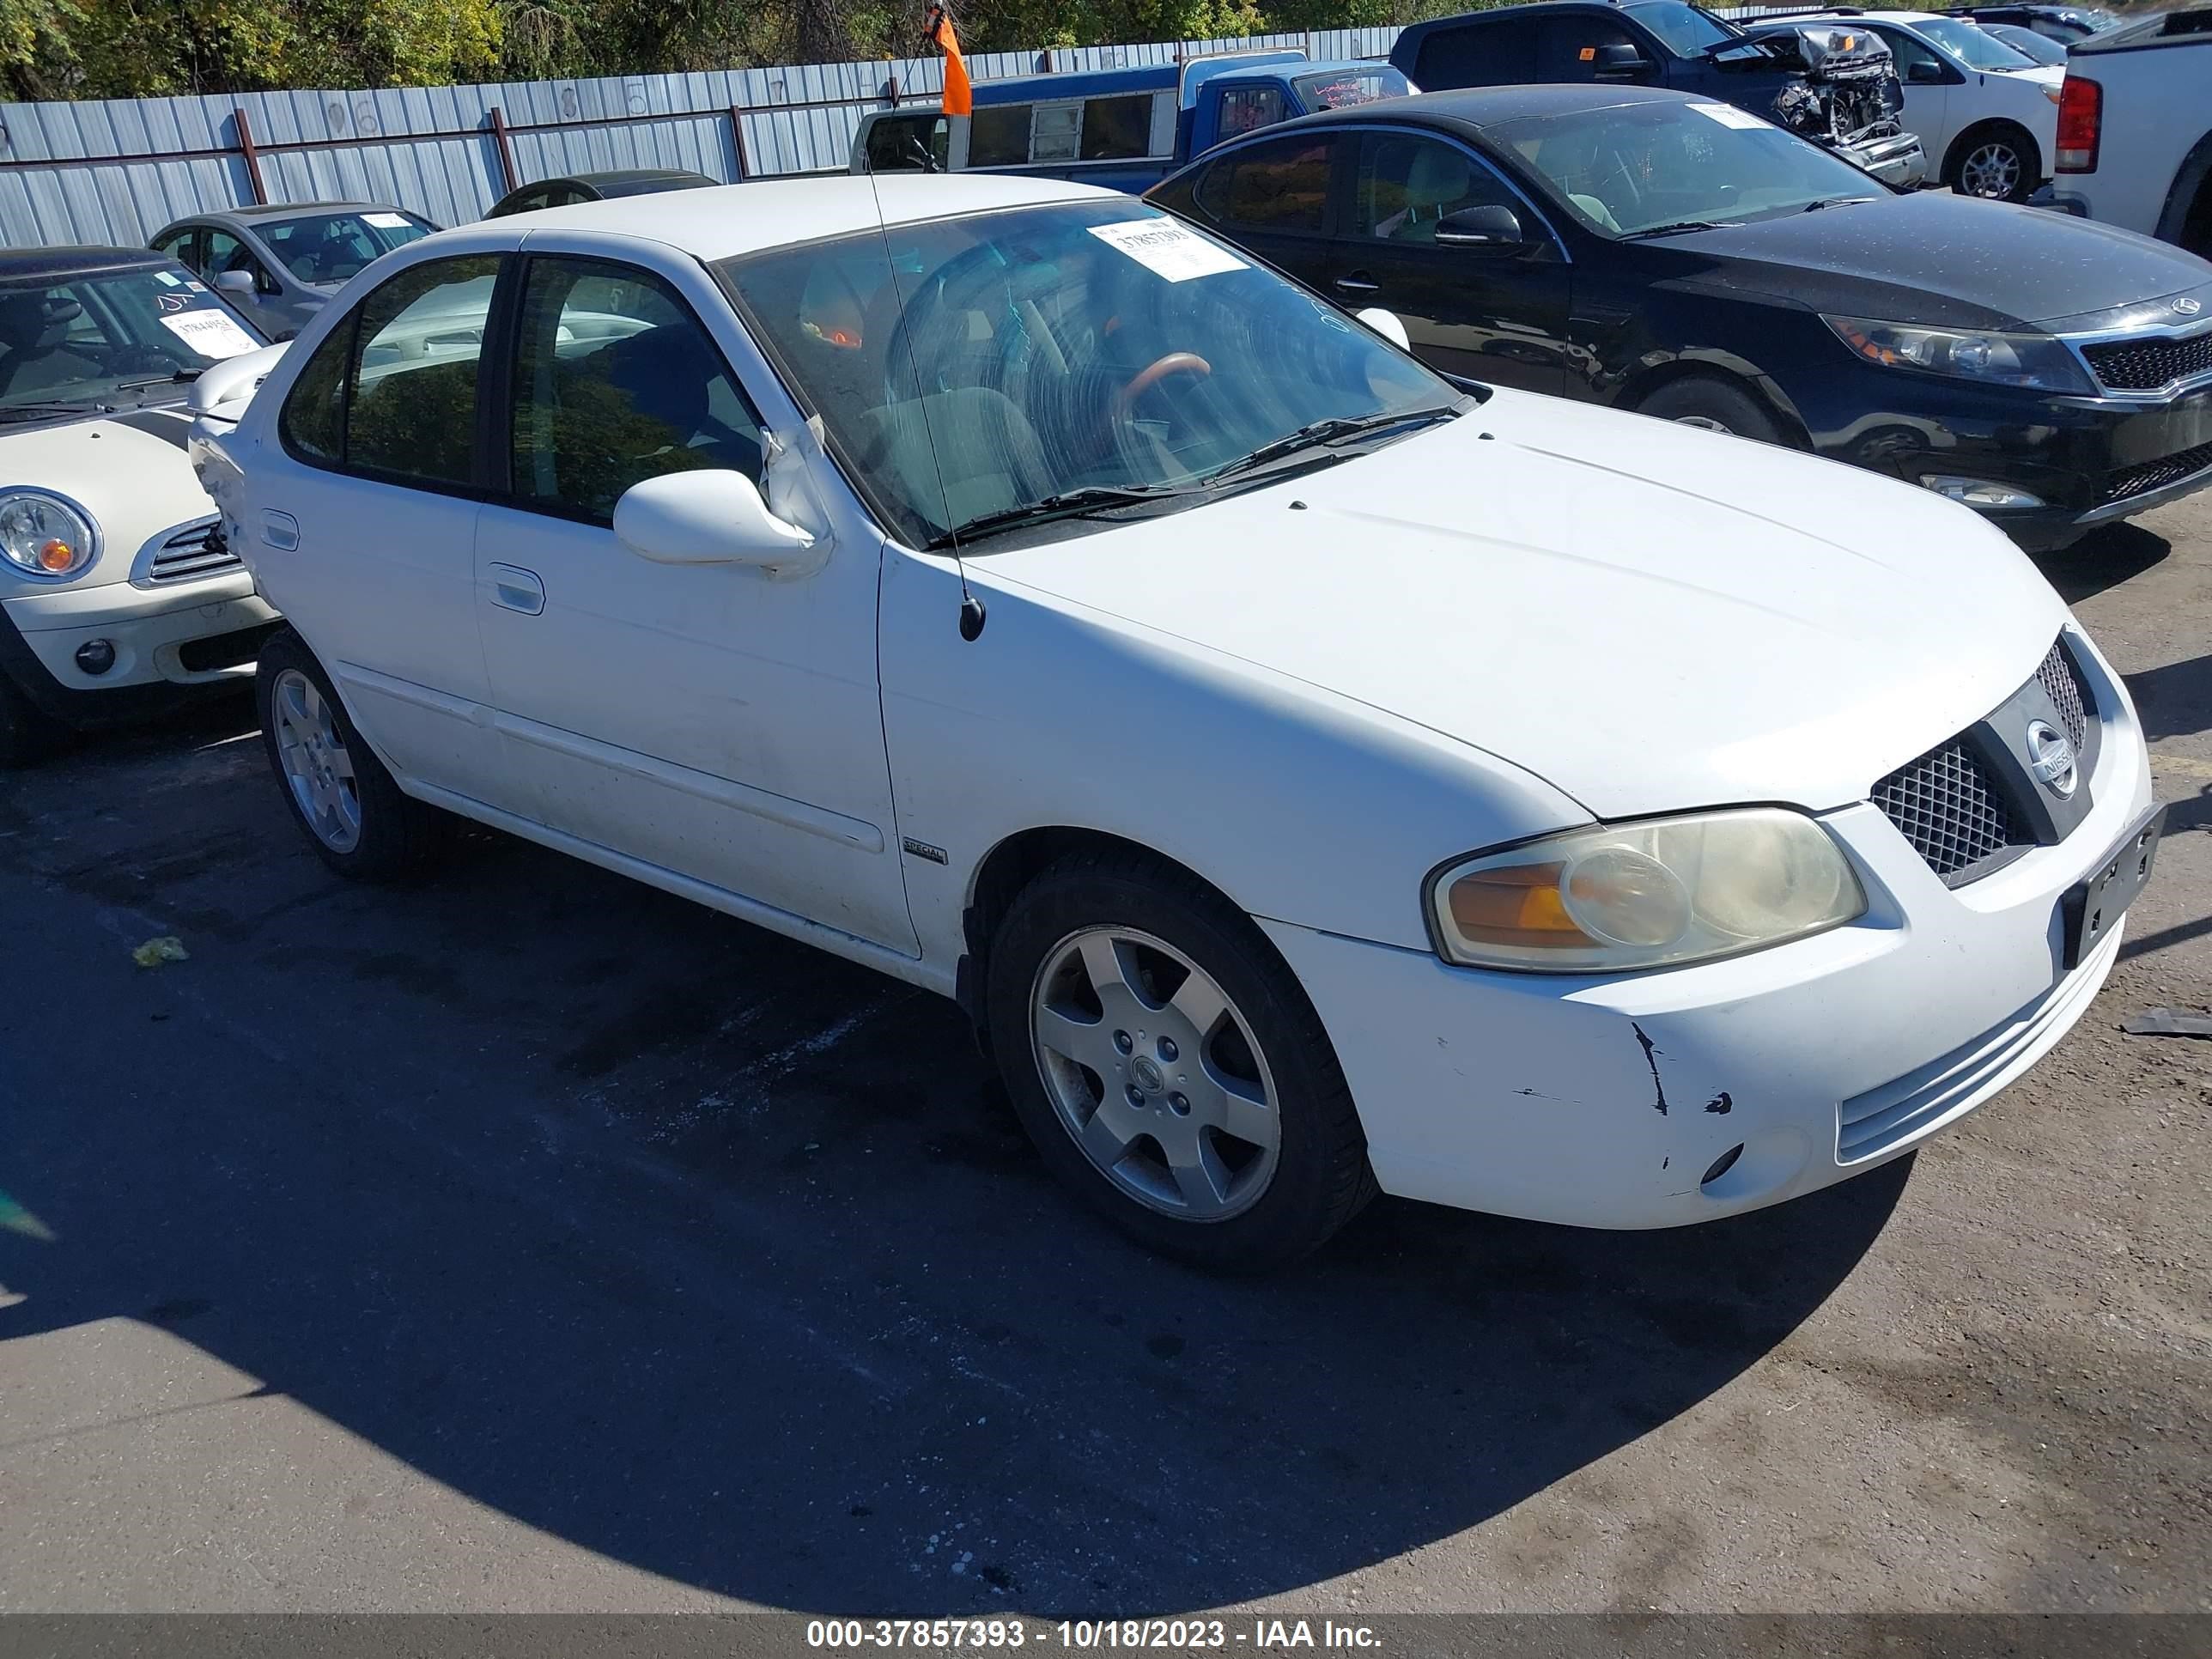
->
(1620, 360, 1812, 450)
(1945, 118, 2040, 179)
(957, 826, 1247, 1048)
(2163, 132, 2212, 256)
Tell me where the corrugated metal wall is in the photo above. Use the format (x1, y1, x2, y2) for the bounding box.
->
(0, 26, 1403, 248)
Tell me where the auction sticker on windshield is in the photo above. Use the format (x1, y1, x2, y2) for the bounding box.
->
(1691, 102, 1770, 130)
(159, 307, 260, 359)
(363, 211, 414, 229)
(1089, 219, 1248, 282)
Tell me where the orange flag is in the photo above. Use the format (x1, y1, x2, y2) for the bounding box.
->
(925, 3, 973, 117)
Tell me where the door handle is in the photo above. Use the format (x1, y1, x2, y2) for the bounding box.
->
(488, 562, 545, 616)
(260, 510, 300, 550)
(1334, 273, 1382, 295)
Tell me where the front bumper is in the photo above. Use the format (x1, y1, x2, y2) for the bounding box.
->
(1841, 131, 1929, 191)
(1266, 630, 2154, 1230)
(1804, 365, 2212, 552)
(0, 568, 278, 728)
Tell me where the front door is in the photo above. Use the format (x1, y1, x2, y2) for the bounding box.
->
(1870, 26, 1958, 159)
(1325, 131, 1574, 396)
(471, 252, 917, 955)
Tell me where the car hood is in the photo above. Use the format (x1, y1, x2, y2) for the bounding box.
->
(0, 407, 215, 589)
(980, 392, 2069, 819)
(1662, 191, 2210, 328)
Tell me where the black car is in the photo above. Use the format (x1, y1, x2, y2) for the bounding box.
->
(1390, 1, 1927, 187)
(486, 167, 718, 218)
(1145, 86, 2212, 552)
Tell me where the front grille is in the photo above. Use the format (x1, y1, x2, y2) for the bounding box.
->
(2081, 329, 2212, 393)
(2102, 440, 2212, 505)
(147, 519, 240, 584)
(2035, 638, 2089, 749)
(1872, 742, 2024, 878)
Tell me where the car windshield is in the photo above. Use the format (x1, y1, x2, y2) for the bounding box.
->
(1491, 100, 1887, 236)
(1986, 24, 2066, 61)
(1294, 67, 1412, 108)
(258, 210, 434, 285)
(718, 199, 1454, 548)
(1916, 16, 2040, 68)
(0, 264, 265, 415)
(1624, 0, 1738, 53)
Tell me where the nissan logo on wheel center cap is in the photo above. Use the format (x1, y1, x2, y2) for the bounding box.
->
(2025, 720, 2078, 799)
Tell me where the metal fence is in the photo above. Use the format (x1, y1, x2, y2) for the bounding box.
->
(0, 9, 1807, 250)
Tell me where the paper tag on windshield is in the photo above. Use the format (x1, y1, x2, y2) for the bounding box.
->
(362, 210, 412, 229)
(1690, 102, 1766, 130)
(1088, 219, 1247, 283)
(160, 307, 260, 359)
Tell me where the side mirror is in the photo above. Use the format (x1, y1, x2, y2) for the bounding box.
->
(1353, 307, 1411, 350)
(613, 468, 817, 573)
(1433, 204, 1528, 252)
(1594, 42, 1655, 80)
(1906, 59, 1946, 82)
(215, 270, 257, 295)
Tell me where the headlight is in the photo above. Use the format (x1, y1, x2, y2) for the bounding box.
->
(0, 489, 100, 580)
(1427, 808, 1867, 974)
(1822, 314, 2091, 392)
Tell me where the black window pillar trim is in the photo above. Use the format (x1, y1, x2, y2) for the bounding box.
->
(476, 252, 526, 499)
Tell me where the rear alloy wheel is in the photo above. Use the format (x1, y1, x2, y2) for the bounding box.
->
(985, 848, 1376, 1271)
(1947, 126, 2037, 203)
(256, 629, 446, 880)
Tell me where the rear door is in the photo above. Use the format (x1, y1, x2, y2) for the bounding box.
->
(1324, 130, 1572, 395)
(1186, 131, 1348, 292)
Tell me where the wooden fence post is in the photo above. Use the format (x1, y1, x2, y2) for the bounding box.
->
(234, 106, 266, 204)
(487, 105, 518, 193)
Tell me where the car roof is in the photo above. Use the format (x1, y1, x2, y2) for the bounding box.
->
(0, 245, 173, 281)
(1285, 82, 1704, 131)
(471, 173, 1111, 261)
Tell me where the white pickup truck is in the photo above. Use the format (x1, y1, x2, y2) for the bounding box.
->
(2037, 5, 2212, 255)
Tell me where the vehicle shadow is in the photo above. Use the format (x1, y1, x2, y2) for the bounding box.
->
(2030, 520, 2170, 605)
(2123, 652, 2212, 744)
(0, 748, 1911, 1616)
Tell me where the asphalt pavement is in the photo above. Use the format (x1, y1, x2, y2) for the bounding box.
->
(1, 494, 2207, 1616)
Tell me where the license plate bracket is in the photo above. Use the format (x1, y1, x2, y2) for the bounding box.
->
(2059, 804, 2165, 969)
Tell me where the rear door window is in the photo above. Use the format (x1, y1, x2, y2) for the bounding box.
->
(1416, 20, 1540, 87)
(1195, 135, 1338, 234)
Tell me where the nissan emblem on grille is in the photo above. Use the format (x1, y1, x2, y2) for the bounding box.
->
(2025, 720, 2078, 799)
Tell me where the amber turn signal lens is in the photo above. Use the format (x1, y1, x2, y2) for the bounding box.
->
(37, 538, 76, 572)
(1447, 861, 1584, 945)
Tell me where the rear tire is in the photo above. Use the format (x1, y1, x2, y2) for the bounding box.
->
(984, 847, 1376, 1273)
(1635, 374, 1786, 445)
(256, 628, 446, 880)
(0, 672, 63, 769)
(1944, 123, 2039, 203)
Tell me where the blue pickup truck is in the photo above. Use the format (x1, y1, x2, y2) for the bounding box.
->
(848, 50, 1413, 191)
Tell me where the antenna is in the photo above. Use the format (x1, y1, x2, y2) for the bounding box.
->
(867, 2, 984, 641)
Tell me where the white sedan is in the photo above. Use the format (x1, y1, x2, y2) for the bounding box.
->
(192, 175, 2158, 1269)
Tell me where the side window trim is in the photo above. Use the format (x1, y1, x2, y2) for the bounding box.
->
(276, 251, 516, 503)
(495, 251, 767, 529)
(1338, 122, 1573, 263)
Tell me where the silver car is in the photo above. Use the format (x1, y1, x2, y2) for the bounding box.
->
(149, 203, 438, 339)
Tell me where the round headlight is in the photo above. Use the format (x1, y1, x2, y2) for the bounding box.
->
(0, 490, 100, 580)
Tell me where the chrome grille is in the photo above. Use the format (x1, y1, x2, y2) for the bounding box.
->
(147, 519, 240, 584)
(2081, 329, 2212, 393)
(2035, 639, 2089, 749)
(1872, 741, 2022, 879)
(2102, 441, 2212, 506)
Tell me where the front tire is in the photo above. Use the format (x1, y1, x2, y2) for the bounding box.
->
(984, 848, 1376, 1272)
(1945, 124, 2039, 203)
(256, 628, 445, 880)
(0, 672, 63, 769)
(1635, 374, 1786, 444)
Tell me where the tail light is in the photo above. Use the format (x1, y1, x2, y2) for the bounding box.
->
(2057, 75, 2101, 173)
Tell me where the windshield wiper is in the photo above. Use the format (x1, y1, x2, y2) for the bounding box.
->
(926, 483, 1197, 549)
(0, 399, 108, 422)
(1617, 219, 1741, 240)
(1205, 405, 1459, 485)
(114, 368, 204, 389)
(1801, 195, 1880, 212)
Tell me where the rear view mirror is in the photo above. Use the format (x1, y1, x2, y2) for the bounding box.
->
(613, 468, 819, 574)
(1594, 42, 1654, 79)
(1434, 204, 1528, 252)
(1353, 307, 1411, 350)
(1906, 59, 1946, 82)
(215, 270, 257, 295)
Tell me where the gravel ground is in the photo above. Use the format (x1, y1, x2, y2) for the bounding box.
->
(0, 492, 2206, 1617)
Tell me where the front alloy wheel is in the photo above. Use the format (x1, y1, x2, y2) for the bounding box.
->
(1957, 139, 2023, 200)
(1030, 926, 1281, 1220)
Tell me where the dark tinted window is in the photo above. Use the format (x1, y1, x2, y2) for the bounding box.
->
(509, 258, 763, 523)
(1195, 136, 1334, 234)
(279, 316, 351, 464)
(865, 113, 950, 172)
(491, 187, 552, 217)
(1535, 18, 1641, 79)
(343, 256, 499, 486)
(1414, 20, 1539, 87)
(1217, 85, 1284, 138)
(1081, 94, 1155, 161)
(969, 104, 1033, 167)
